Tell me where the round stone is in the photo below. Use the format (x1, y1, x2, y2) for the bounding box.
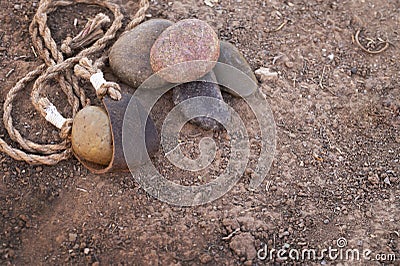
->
(214, 41, 258, 97)
(172, 72, 230, 130)
(71, 106, 113, 166)
(150, 19, 220, 83)
(109, 19, 174, 88)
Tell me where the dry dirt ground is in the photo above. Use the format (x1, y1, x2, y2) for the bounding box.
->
(0, 0, 399, 265)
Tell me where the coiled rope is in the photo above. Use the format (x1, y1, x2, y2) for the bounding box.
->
(1, 0, 149, 165)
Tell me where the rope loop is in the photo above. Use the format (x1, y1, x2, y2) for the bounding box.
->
(0, 0, 149, 165)
(75, 58, 122, 100)
(61, 13, 111, 55)
(60, 119, 74, 140)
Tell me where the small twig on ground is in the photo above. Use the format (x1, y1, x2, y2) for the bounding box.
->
(319, 65, 336, 96)
(265, 180, 273, 192)
(273, 20, 288, 32)
(271, 53, 285, 65)
(188, 133, 202, 138)
(31, 45, 38, 57)
(13, 55, 28, 60)
(222, 228, 240, 241)
(76, 187, 88, 193)
(164, 142, 184, 157)
(319, 65, 326, 90)
(354, 29, 390, 54)
(5, 68, 15, 78)
(292, 73, 297, 88)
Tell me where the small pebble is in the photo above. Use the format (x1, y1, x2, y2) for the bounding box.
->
(383, 177, 391, 185)
(199, 253, 213, 264)
(255, 67, 278, 82)
(244, 260, 252, 266)
(367, 174, 379, 185)
(7, 249, 15, 258)
(285, 61, 294, 68)
(69, 233, 77, 242)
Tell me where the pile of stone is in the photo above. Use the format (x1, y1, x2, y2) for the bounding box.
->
(109, 18, 258, 130)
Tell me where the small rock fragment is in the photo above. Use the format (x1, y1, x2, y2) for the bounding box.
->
(7, 249, 15, 258)
(204, 0, 218, 7)
(255, 67, 278, 82)
(69, 233, 77, 242)
(199, 253, 213, 264)
(229, 233, 257, 260)
(367, 174, 379, 185)
(237, 216, 255, 231)
(285, 61, 294, 68)
(383, 177, 391, 185)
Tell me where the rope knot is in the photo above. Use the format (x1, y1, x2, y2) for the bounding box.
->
(74, 58, 122, 100)
(61, 37, 73, 55)
(61, 13, 111, 55)
(60, 119, 73, 140)
(90, 72, 122, 100)
(38, 98, 72, 139)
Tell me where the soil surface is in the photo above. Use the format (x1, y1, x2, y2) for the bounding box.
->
(0, 0, 399, 265)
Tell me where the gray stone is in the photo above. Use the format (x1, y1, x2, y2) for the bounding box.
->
(68, 233, 77, 242)
(172, 72, 230, 131)
(109, 19, 174, 88)
(214, 41, 258, 97)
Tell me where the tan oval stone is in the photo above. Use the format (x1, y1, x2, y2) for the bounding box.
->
(71, 106, 113, 166)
